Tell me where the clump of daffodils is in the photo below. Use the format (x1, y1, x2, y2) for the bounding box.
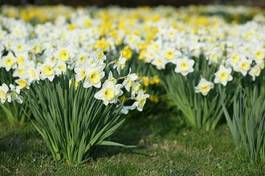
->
(0, 13, 152, 164)
(0, 15, 149, 113)
(145, 20, 265, 95)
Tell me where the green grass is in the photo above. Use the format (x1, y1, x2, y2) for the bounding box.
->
(0, 109, 265, 176)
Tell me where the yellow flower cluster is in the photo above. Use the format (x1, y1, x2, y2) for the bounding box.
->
(141, 76, 160, 87)
(1, 5, 73, 23)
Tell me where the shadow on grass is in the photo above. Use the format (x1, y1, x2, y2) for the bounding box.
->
(91, 101, 185, 160)
(0, 123, 48, 161)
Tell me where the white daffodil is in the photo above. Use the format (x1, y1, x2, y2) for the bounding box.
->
(152, 57, 167, 70)
(0, 52, 16, 71)
(15, 79, 28, 89)
(16, 52, 28, 66)
(31, 42, 44, 54)
(132, 90, 149, 111)
(131, 82, 141, 97)
(13, 66, 27, 78)
(86, 57, 100, 67)
(75, 67, 87, 82)
(9, 84, 23, 104)
(12, 41, 29, 53)
(249, 65, 261, 81)
(95, 51, 107, 61)
(40, 62, 55, 81)
(163, 48, 178, 61)
(114, 56, 127, 73)
(55, 47, 73, 62)
(76, 52, 88, 65)
(227, 54, 240, 68)
(175, 57, 195, 76)
(94, 75, 123, 105)
(83, 67, 105, 88)
(121, 105, 136, 114)
(122, 73, 138, 92)
(214, 65, 233, 86)
(26, 67, 40, 83)
(207, 52, 220, 64)
(253, 49, 265, 64)
(235, 58, 252, 76)
(195, 78, 214, 96)
(54, 61, 67, 75)
(0, 84, 9, 103)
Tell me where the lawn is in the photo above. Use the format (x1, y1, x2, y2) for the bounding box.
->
(0, 108, 264, 176)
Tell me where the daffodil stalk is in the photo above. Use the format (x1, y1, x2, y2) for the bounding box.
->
(143, 14, 265, 131)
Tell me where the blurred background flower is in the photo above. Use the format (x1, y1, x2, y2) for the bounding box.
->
(1, 0, 265, 7)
